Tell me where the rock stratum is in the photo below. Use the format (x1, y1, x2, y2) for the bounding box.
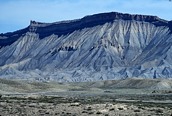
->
(0, 12, 172, 82)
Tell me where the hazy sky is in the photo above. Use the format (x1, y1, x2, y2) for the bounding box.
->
(0, 0, 172, 33)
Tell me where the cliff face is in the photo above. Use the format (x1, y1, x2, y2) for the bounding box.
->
(0, 12, 172, 82)
(28, 12, 169, 39)
(0, 12, 170, 47)
(168, 21, 172, 32)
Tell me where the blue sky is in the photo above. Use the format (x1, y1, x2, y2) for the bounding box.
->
(0, 0, 172, 33)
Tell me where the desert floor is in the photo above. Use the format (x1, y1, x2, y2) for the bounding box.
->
(0, 78, 172, 116)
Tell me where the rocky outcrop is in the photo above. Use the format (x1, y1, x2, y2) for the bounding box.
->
(29, 12, 169, 39)
(0, 12, 170, 47)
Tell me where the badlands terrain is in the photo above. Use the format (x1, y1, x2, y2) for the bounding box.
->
(0, 12, 172, 81)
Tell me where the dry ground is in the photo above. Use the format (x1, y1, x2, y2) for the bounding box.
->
(0, 95, 172, 116)
(0, 78, 172, 116)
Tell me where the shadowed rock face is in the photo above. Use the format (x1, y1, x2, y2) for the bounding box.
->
(0, 27, 28, 47)
(0, 12, 172, 82)
(169, 21, 172, 32)
(30, 12, 168, 38)
(0, 12, 170, 47)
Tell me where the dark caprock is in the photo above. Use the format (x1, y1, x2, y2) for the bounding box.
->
(0, 12, 171, 47)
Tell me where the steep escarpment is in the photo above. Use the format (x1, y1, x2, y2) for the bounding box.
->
(27, 12, 169, 39)
(0, 12, 170, 47)
(0, 12, 172, 82)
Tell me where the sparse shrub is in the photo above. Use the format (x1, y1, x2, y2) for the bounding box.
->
(168, 90, 172, 93)
(96, 111, 102, 114)
(86, 106, 92, 111)
(88, 112, 94, 114)
(28, 97, 37, 100)
(105, 114, 109, 116)
(138, 106, 142, 109)
(55, 113, 58, 115)
(109, 108, 115, 111)
(134, 109, 140, 112)
(66, 112, 71, 115)
(5, 100, 10, 103)
(45, 112, 49, 114)
(118, 107, 124, 110)
(82, 111, 87, 113)
(152, 90, 157, 93)
(155, 109, 163, 114)
(104, 90, 113, 93)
